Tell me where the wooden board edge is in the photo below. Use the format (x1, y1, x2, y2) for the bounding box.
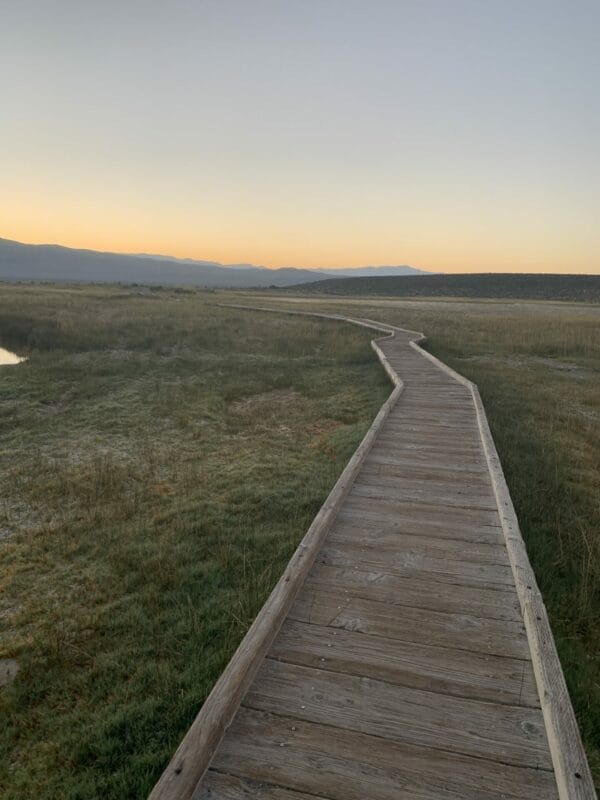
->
(468, 381, 596, 799)
(407, 332, 596, 799)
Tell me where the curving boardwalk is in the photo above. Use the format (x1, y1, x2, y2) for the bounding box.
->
(151, 316, 595, 800)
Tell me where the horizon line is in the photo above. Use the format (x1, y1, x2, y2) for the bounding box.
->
(2, 234, 599, 277)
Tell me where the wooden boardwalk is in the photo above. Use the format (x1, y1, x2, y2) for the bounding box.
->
(151, 316, 595, 800)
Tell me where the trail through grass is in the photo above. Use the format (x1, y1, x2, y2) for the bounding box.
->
(244, 291, 600, 785)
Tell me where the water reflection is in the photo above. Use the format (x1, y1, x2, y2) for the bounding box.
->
(0, 347, 26, 365)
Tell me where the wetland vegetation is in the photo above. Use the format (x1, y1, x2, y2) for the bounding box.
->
(1, 284, 598, 795)
(0, 284, 389, 798)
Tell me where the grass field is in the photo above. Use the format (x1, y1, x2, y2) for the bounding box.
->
(286, 272, 600, 302)
(0, 284, 390, 798)
(242, 291, 600, 785)
(1, 285, 599, 794)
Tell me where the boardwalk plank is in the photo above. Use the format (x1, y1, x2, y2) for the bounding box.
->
(350, 482, 498, 511)
(270, 619, 541, 707)
(362, 455, 491, 483)
(343, 494, 501, 527)
(327, 524, 509, 563)
(365, 454, 488, 472)
(194, 771, 331, 800)
(358, 466, 495, 495)
(244, 659, 552, 769)
(333, 508, 504, 543)
(318, 541, 514, 587)
(306, 563, 522, 620)
(352, 477, 498, 510)
(210, 709, 558, 800)
(289, 587, 530, 658)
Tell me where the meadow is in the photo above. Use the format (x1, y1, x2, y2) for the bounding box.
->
(291, 272, 600, 302)
(1, 284, 598, 795)
(0, 284, 389, 798)
(244, 291, 600, 784)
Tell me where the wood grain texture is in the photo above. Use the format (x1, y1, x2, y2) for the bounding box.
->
(193, 771, 331, 800)
(244, 659, 552, 768)
(326, 523, 509, 563)
(289, 587, 530, 658)
(210, 708, 558, 800)
(333, 507, 504, 543)
(317, 541, 515, 588)
(350, 478, 499, 511)
(305, 562, 521, 619)
(357, 467, 496, 497)
(361, 454, 492, 484)
(343, 492, 502, 526)
(270, 619, 541, 706)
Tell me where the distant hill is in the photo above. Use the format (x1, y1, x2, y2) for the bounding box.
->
(288, 273, 600, 303)
(0, 238, 429, 288)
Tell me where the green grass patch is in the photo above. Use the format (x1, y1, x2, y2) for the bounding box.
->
(0, 284, 389, 798)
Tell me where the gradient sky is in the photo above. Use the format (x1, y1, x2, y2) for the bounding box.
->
(2, 1, 599, 272)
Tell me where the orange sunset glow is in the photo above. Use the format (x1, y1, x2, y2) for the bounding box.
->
(2, 2, 599, 274)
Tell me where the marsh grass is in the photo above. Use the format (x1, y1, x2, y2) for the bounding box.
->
(246, 292, 600, 784)
(0, 284, 389, 798)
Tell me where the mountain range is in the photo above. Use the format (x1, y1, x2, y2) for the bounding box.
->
(0, 238, 429, 288)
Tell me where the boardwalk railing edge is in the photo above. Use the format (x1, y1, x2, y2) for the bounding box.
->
(150, 304, 595, 800)
(148, 313, 404, 800)
(410, 336, 596, 800)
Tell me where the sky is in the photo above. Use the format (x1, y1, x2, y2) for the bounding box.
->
(1, 1, 599, 273)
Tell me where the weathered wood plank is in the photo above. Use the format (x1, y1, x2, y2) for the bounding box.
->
(318, 540, 513, 587)
(390, 404, 476, 417)
(380, 414, 478, 428)
(382, 419, 479, 434)
(361, 457, 492, 485)
(327, 523, 508, 562)
(384, 414, 478, 429)
(393, 403, 473, 412)
(343, 494, 501, 528)
(193, 771, 330, 800)
(372, 439, 484, 474)
(391, 407, 474, 419)
(333, 508, 504, 544)
(353, 474, 497, 509)
(210, 708, 558, 800)
(372, 438, 485, 457)
(270, 619, 541, 706)
(245, 660, 552, 769)
(359, 464, 494, 493)
(290, 587, 530, 658)
(306, 563, 521, 620)
(350, 481, 498, 512)
(376, 430, 482, 447)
